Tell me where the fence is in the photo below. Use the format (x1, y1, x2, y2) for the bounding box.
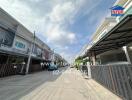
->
(0, 64, 23, 77)
(90, 64, 132, 100)
(0, 64, 44, 77)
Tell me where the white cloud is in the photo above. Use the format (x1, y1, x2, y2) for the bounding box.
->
(44, 1, 82, 47)
(49, 2, 75, 23)
(46, 25, 77, 46)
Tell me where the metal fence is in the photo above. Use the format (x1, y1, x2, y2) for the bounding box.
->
(0, 64, 45, 77)
(0, 64, 23, 77)
(90, 64, 132, 100)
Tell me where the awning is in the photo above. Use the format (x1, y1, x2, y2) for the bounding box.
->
(88, 14, 132, 56)
(0, 49, 50, 61)
(0, 49, 29, 57)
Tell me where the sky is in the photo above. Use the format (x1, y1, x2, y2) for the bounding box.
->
(0, 0, 116, 63)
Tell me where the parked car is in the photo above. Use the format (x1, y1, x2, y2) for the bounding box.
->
(48, 62, 58, 71)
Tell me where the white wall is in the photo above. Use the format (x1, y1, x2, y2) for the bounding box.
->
(12, 36, 30, 54)
(97, 48, 127, 64)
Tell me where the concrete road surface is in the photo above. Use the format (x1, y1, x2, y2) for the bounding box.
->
(0, 67, 121, 100)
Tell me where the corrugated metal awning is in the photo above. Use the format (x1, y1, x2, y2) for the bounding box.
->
(88, 14, 132, 56)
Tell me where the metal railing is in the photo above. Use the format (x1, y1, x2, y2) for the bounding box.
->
(90, 64, 132, 100)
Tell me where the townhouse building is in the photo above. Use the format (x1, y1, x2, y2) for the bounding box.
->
(0, 7, 65, 76)
(76, 0, 132, 99)
(84, 0, 132, 65)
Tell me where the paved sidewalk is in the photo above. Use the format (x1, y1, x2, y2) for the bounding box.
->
(0, 67, 121, 100)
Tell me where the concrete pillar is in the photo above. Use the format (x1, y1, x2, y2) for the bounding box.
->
(123, 46, 131, 64)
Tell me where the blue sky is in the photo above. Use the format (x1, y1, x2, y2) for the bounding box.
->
(0, 0, 116, 62)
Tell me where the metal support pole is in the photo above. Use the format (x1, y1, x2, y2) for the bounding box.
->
(123, 46, 131, 64)
(89, 53, 93, 65)
(87, 65, 91, 78)
(26, 31, 35, 74)
(92, 52, 96, 65)
(26, 43, 33, 74)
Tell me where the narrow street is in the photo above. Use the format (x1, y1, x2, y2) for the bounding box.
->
(0, 67, 121, 100)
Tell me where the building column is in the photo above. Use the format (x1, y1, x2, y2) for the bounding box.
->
(123, 46, 131, 64)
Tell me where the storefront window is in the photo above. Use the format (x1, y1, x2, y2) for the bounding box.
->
(0, 27, 15, 47)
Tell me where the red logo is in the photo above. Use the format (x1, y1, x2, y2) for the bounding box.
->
(110, 5, 124, 16)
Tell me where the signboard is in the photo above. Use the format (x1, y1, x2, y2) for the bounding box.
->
(0, 27, 15, 47)
(15, 41, 26, 50)
(13, 36, 29, 54)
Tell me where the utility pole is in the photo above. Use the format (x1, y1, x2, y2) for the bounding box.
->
(52, 49, 55, 61)
(26, 31, 35, 74)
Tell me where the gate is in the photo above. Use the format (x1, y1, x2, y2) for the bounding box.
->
(90, 64, 132, 100)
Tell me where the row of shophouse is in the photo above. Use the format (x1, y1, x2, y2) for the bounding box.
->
(0, 7, 67, 77)
(76, 0, 132, 99)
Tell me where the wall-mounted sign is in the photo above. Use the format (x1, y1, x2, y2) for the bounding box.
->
(15, 41, 26, 49)
(110, 5, 124, 16)
(13, 36, 28, 53)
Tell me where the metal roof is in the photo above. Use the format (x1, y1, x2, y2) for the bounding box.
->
(88, 14, 132, 56)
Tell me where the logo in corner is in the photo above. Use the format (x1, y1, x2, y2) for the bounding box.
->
(110, 5, 124, 16)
